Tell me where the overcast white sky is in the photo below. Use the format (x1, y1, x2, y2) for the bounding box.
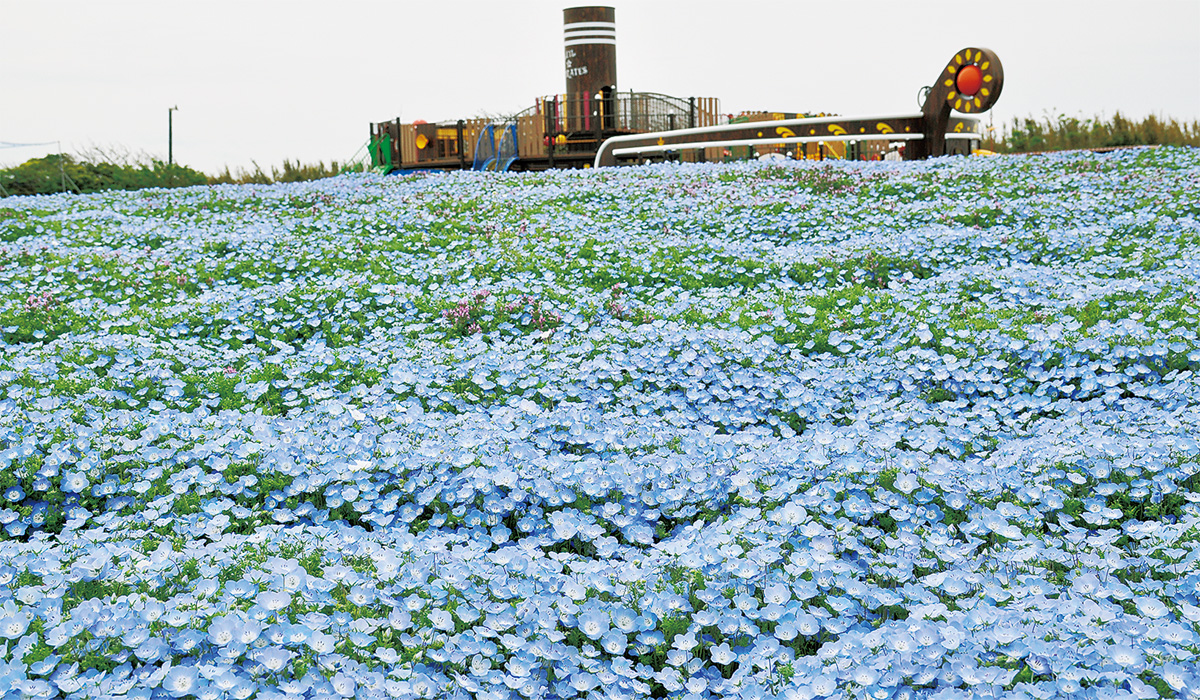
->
(3, 0, 1198, 174)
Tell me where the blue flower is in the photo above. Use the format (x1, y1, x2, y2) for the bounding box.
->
(306, 629, 336, 654)
(0, 612, 28, 639)
(600, 629, 627, 655)
(577, 608, 609, 640)
(163, 665, 201, 697)
(709, 642, 736, 666)
(206, 615, 239, 647)
(330, 672, 356, 698)
(61, 471, 89, 494)
(134, 637, 169, 663)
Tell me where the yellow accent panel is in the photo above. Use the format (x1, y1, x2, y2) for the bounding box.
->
(984, 75, 993, 82)
(955, 99, 963, 110)
(415, 134, 429, 149)
(955, 53, 963, 64)
(828, 124, 846, 135)
(947, 91, 957, 101)
(877, 122, 894, 134)
(944, 79, 954, 86)
(981, 61, 990, 70)
(776, 127, 796, 138)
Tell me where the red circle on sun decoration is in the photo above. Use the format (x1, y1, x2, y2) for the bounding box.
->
(956, 64, 983, 97)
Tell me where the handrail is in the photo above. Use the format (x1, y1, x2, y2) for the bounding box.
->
(537, 90, 716, 134)
(609, 133, 925, 159)
(595, 113, 934, 167)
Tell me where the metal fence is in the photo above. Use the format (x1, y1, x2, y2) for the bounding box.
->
(538, 92, 721, 135)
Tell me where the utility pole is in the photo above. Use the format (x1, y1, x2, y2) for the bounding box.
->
(168, 106, 179, 165)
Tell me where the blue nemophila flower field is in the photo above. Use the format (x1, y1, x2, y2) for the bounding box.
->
(1, 148, 1199, 700)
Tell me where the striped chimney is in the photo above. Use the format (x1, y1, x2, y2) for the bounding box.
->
(564, 6, 616, 104)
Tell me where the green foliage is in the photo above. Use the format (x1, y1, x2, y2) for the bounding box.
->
(0, 154, 207, 196)
(787, 252, 933, 290)
(983, 111, 1200, 153)
(0, 154, 342, 199)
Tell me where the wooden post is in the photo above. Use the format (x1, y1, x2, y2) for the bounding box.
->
(913, 48, 1004, 159)
(393, 118, 402, 167)
(595, 95, 604, 142)
(457, 120, 466, 169)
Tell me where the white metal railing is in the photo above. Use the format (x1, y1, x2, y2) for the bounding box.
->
(595, 112, 982, 166)
(603, 133, 931, 165)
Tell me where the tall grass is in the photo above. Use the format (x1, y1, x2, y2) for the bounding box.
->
(982, 112, 1200, 153)
(207, 159, 345, 185)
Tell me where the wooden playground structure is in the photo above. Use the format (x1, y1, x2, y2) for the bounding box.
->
(368, 7, 1003, 172)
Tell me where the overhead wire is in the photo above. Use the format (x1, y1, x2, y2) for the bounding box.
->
(0, 141, 58, 149)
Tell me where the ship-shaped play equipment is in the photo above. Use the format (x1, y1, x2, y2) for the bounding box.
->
(368, 7, 1003, 172)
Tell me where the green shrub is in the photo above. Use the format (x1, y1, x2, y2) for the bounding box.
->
(0, 154, 207, 196)
(1, 154, 341, 198)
